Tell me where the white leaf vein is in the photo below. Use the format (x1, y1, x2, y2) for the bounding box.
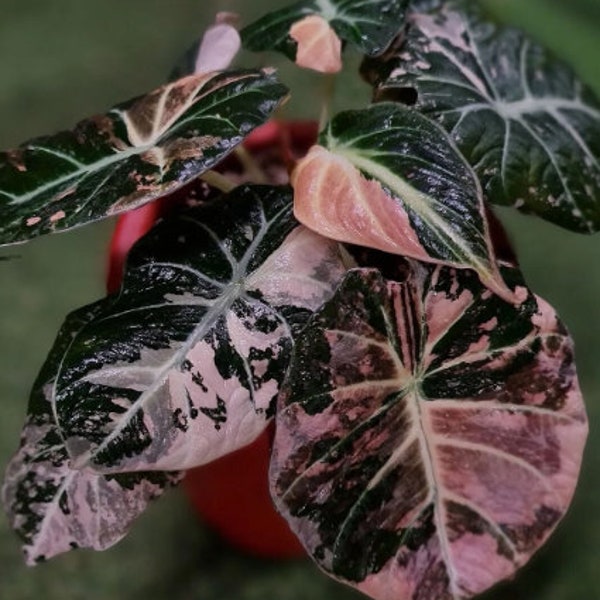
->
(432, 436, 560, 502)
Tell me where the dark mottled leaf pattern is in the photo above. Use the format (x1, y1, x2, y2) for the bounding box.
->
(367, 1, 600, 232)
(1, 303, 182, 565)
(292, 103, 513, 301)
(49, 185, 347, 474)
(0, 69, 288, 245)
(241, 0, 409, 67)
(271, 263, 587, 600)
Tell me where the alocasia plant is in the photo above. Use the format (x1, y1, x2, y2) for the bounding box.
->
(0, 1, 597, 598)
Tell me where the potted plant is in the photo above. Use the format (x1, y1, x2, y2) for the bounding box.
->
(0, 1, 597, 598)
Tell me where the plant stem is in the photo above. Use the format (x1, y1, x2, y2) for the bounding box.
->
(200, 170, 237, 193)
(319, 73, 337, 131)
(234, 146, 268, 184)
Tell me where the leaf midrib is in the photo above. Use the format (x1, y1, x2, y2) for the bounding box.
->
(9, 142, 152, 206)
(330, 144, 494, 280)
(410, 386, 460, 598)
(68, 289, 238, 470)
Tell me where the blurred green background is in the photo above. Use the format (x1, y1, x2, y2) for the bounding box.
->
(0, 1, 599, 598)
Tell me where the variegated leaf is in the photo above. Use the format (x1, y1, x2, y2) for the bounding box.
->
(271, 263, 587, 600)
(367, 1, 600, 232)
(1, 303, 182, 565)
(292, 103, 514, 301)
(241, 0, 409, 73)
(50, 185, 348, 473)
(0, 69, 288, 246)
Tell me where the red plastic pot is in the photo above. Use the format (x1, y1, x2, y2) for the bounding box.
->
(106, 121, 317, 559)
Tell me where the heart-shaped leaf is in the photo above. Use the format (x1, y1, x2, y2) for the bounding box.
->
(49, 185, 347, 474)
(366, 1, 600, 232)
(1, 303, 182, 565)
(271, 263, 587, 600)
(292, 103, 514, 301)
(241, 0, 409, 73)
(0, 69, 288, 246)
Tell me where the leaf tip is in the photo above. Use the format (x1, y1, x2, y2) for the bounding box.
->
(290, 15, 342, 74)
(478, 268, 523, 306)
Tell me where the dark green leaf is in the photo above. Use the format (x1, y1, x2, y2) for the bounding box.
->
(292, 103, 514, 301)
(0, 69, 288, 246)
(241, 0, 409, 71)
(271, 263, 587, 600)
(49, 185, 347, 473)
(367, 1, 600, 232)
(1, 303, 182, 565)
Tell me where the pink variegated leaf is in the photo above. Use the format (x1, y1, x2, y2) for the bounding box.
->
(1, 302, 182, 564)
(271, 262, 587, 600)
(2, 184, 349, 563)
(241, 0, 409, 73)
(364, 0, 600, 232)
(46, 185, 348, 475)
(292, 103, 515, 302)
(0, 69, 287, 246)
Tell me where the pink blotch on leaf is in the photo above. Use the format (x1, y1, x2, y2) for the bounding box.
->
(292, 145, 428, 259)
(49, 210, 66, 223)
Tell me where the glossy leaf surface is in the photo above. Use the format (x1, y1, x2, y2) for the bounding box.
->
(49, 185, 347, 473)
(367, 1, 600, 232)
(292, 103, 513, 301)
(241, 0, 409, 72)
(0, 70, 288, 245)
(1, 303, 182, 565)
(271, 263, 587, 600)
